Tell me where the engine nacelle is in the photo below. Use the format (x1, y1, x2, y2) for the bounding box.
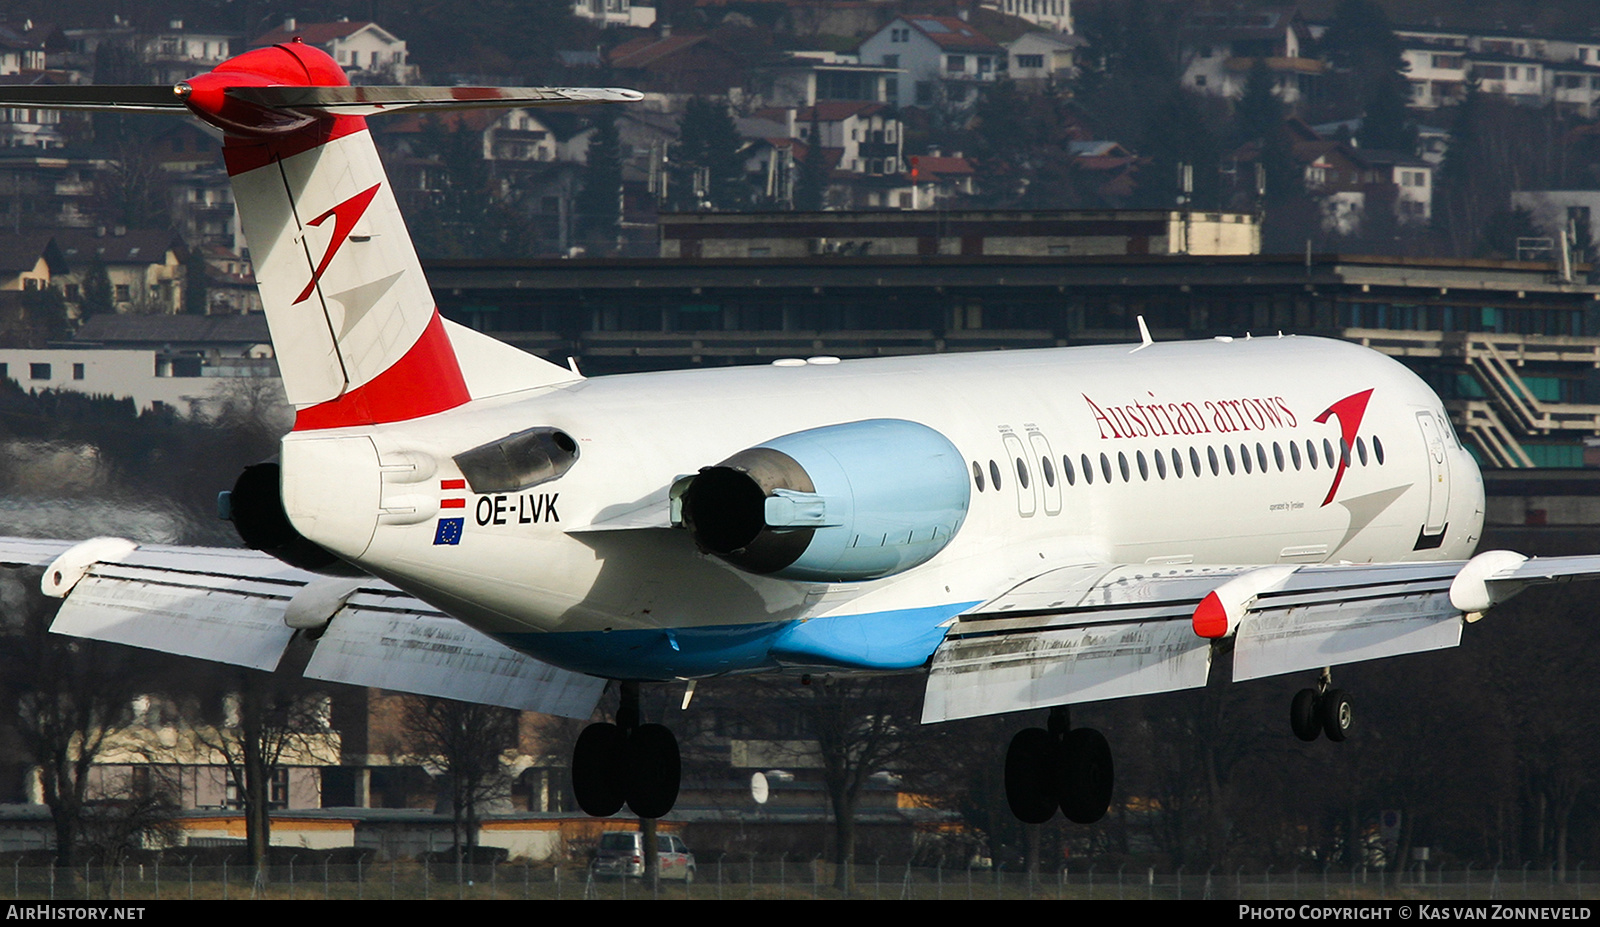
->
(223, 462, 364, 576)
(677, 419, 969, 582)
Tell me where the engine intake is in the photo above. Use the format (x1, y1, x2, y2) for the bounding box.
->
(224, 462, 364, 576)
(678, 419, 969, 582)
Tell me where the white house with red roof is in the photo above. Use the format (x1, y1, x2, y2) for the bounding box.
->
(857, 15, 1004, 107)
(251, 18, 416, 84)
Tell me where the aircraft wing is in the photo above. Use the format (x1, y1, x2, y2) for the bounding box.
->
(923, 551, 1595, 723)
(0, 537, 605, 720)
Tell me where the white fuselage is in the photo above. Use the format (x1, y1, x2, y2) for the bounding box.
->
(279, 335, 1484, 680)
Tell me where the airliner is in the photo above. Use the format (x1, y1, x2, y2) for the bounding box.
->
(1, 40, 1594, 826)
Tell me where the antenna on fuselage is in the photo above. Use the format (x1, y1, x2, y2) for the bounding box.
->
(1132, 315, 1154, 352)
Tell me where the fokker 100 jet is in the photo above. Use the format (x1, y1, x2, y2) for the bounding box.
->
(2, 39, 1597, 825)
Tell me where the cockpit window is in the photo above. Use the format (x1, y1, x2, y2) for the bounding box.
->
(454, 426, 579, 494)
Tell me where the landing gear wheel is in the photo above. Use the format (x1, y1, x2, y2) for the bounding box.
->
(572, 722, 628, 816)
(1059, 727, 1114, 825)
(1004, 728, 1058, 824)
(1291, 688, 1322, 742)
(625, 723, 681, 819)
(1320, 688, 1353, 742)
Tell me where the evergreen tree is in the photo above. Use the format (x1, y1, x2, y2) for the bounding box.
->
(1234, 60, 1284, 148)
(794, 107, 829, 212)
(669, 97, 751, 212)
(575, 111, 624, 251)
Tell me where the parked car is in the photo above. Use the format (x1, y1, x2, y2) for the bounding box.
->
(590, 831, 697, 882)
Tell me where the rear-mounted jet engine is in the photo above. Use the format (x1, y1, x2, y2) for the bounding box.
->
(675, 419, 970, 582)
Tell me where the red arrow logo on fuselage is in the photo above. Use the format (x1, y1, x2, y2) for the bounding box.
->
(1313, 388, 1373, 506)
(293, 183, 381, 305)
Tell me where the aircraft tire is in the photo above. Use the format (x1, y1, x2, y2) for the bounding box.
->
(1320, 689, 1353, 742)
(1059, 727, 1114, 825)
(1004, 728, 1058, 824)
(626, 723, 681, 819)
(572, 722, 628, 817)
(1291, 688, 1322, 741)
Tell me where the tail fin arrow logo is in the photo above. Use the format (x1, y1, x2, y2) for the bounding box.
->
(294, 183, 381, 305)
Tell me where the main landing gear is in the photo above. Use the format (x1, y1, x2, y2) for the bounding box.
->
(1290, 668, 1353, 743)
(572, 681, 681, 819)
(1004, 706, 1114, 825)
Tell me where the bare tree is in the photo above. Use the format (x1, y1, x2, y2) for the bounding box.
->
(401, 696, 520, 864)
(0, 567, 145, 884)
(190, 669, 337, 890)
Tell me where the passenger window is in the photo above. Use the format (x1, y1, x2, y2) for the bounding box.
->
(1041, 456, 1056, 487)
(1208, 446, 1220, 476)
(1171, 448, 1184, 478)
(1256, 443, 1268, 472)
(990, 460, 1002, 490)
(1136, 450, 1149, 480)
(1373, 436, 1385, 465)
(1272, 442, 1284, 471)
(1082, 453, 1094, 484)
(1290, 441, 1302, 470)
(1224, 445, 1236, 475)
(1323, 439, 1335, 468)
(1355, 437, 1368, 466)
(1154, 449, 1167, 479)
(1099, 453, 1112, 483)
(1117, 451, 1130, 482)
(1062, 455, 1076, 486)
(1190, 447, 1201, 476)
(1016, 457, 1030, 489)
(972, 461, 985, 491)
(1306, 439, 1318, 470)
(1339, 438, 1350, 467)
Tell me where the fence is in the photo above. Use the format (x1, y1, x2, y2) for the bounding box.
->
(6, 858, 1599, 901)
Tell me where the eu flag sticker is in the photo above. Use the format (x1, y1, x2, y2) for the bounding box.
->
(433, 517, 464, 546)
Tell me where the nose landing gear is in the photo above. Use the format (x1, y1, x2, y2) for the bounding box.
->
(572, 681, 681, 818)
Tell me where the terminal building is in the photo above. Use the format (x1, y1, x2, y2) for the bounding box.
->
(429, 226, 1600, 469)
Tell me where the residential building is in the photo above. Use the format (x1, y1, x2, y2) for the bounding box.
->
(571, 0, 657, 29)
(745, 53, 899, 109)
(747, 102, 904, 178)
(857, 16, 1004, 108)
(251, 19, 415, 85)
(0, 21, 49, 75)
(0, 76, 68, 149)
(137, 20, 233, 84)
(606, 30, 754, 96)
(1178, 5, 1323, 104)
(983, 0, 1073, 34)
(1005, 30, 1081, 86)
(56, 229, 187, 315)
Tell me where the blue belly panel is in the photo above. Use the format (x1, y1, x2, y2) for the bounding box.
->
(494, 601, 980, 681)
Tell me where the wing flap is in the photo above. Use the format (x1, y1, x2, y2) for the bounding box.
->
(27, 537, 603, 720)
(303, 598, 605, 718)
(923, 618, 1211, 723)
(927, 559, 1476, 722)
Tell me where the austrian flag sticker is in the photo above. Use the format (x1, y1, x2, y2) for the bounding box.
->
(434, 479, 466, 545)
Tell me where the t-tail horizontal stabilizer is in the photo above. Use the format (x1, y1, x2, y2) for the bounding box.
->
(0, 41, 640, 425)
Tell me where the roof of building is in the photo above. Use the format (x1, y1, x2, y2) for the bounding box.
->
(0, 233, 62, 275)
(899, 16, 1003, 52)
(251, 20, 393, 48)
(73, 313, 270, 346)
(55, 229, 184, 266)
